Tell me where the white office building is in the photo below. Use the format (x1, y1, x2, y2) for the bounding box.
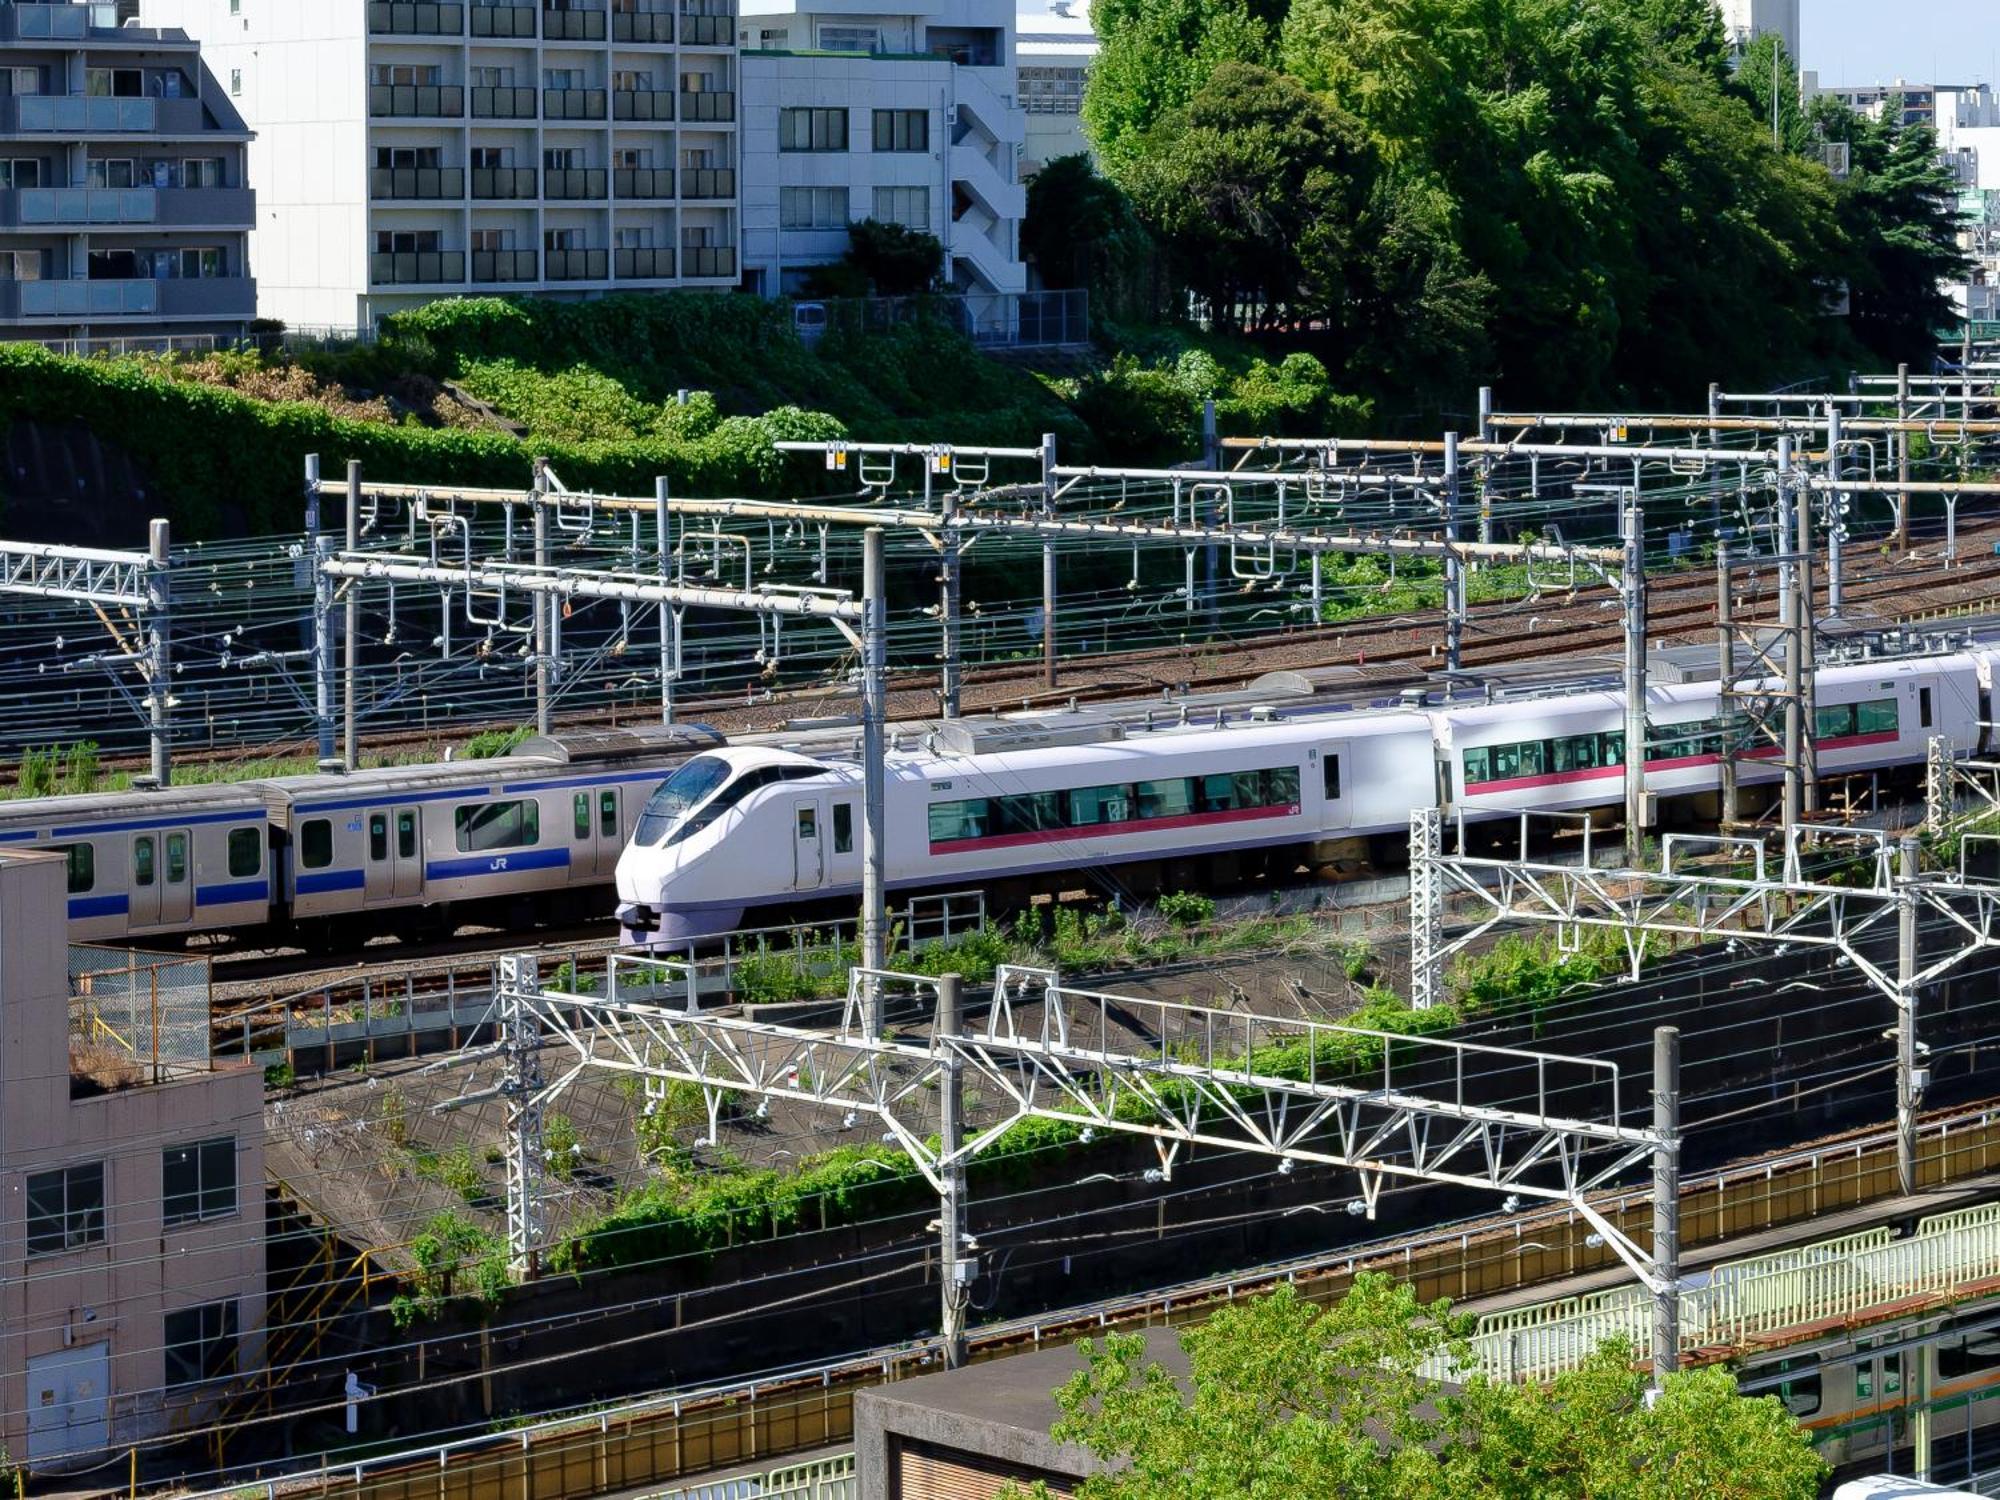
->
(737, 0, 1024, 296)
(1715, 0, 1798, 65)
(142, 0, 741, 330)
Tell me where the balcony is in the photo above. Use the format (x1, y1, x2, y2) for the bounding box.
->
(472, 248, 538, 282)
(369, 84, 465, 119)
(1, 277, 156, 318)
(158, 276, 256, 317)
(615, 246, 673, 279)
(3, 185, 252, 226)
(470, 2, 536, 35)
(612, 10, 672, 42)
(677, 13, 730, 44)
(368, 2, 465, 34)
(1, 4, 119, 41)
(12, 95, 156, 133)
(544, 248, 608, 281)
(471, 86, 537, 119)
(542, 88, 606, 121)
(680, 167, 733, 199)
(370, 250, 466, 285)
(680, 245, 734, 278)
(612, 89, 673, 121)
(678, 91, 734, 122)
(613, 166, 674, 199)
(471, 166, 537, 198)
(370, 166, 466, 200)
(541, 5, 606, 40)
(543, 167, 607, 199)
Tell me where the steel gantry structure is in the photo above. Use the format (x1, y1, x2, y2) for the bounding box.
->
(493, 954, 1684, 1378)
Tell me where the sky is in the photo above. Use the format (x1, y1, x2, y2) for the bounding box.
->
(1805, 0, 1999, 87)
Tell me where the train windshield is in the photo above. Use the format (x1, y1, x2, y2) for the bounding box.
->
(633, 755, 732, 845)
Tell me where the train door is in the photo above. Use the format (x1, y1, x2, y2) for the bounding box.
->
(364, 807, 424, 901)
(130, 829, 191, 927)
(792, 798, 825, 890)
(1848, 1336, 1907, 1465)
(572, 789, 622, 880)
(1319, 743, 1348, 829)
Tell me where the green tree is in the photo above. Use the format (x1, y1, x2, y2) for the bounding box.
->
(840, 219, 944, 296)
(1082, 0, 1273, 176)
(1041, 1276, 1828, 1500)
(1730, 33, 1816, 157)
(1021, 153, 1151, 297)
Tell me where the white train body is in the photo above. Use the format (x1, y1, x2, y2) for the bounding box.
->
(617, 647, 2000, 945)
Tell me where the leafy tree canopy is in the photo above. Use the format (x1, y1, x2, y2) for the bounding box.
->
(1038, 1276, 1829, 1500)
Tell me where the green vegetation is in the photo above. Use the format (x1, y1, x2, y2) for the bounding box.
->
(3, 745, 434, 800)
(390, 1211, 510, 1329)
(1032, 1275, 1827, 1499)
(262, 1059, 295, 1092)
(460, 724, 536, 759)
(15, 742, 100, 798)
(543, 1113, 581, 1182)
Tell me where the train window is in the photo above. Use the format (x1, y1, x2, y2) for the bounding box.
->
(994, 792, 1063, 834)
(1462, 747, 1491, 786)
(1602, 731, 1624, 765)
(1921, 687, 1933, 729)
(455, 800, 541, 853)
(1771, 1356, 1821, 1417)
(1554, 734, 1601, 772)
(1937, 1327, 2000, 1378)
(54, 842, 94, 893)
(573, 793, 591, 841)
(397, 811, 417, 859)
(1856, 1346, 1904, 1400)
(368, 814, 388, 862)
(1815, 704, 1857, 740)
(134, 835, 156, 887)
(1266, 767, 1300, 805)
(227, 828, 260, 879)
(1135, 779, 1194, 820)
(1070, 785, 1131, 825)
(797, 807, 817, 840)
(633, 756, 733, 845)
(929, 799, 990, 844)
(600, 791, 618, 837)
(1323, 755, 1341, 799)
(300, 819, 333, 869)
(166, 833, 187, 884)
(833, 803, 853, 853)
(1859, 699, 1899, 735)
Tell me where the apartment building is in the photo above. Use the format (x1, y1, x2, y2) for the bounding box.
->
(1715, 0, 1798, 65)
(144, 0, 740, 330)
(737, 0, 1024, 297)
(0, 0, 254, 347)
(0, 850, 266, 1469)
(1015, 0, 1088, 175)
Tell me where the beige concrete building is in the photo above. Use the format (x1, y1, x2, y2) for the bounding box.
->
(0, 849, 265, 1471)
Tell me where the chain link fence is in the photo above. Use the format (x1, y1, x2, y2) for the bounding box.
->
(69, 945, 213, 1083)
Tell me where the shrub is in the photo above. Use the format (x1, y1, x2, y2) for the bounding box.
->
(1157, 890, 1217, 928)
(461, 724, 534, 759)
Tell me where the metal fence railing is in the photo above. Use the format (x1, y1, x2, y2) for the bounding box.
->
(68, 944, 212, 1082)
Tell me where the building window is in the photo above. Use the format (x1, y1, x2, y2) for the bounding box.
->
(681, 146, 715, 168)
(469, 146, 511, 169)
(1020, 65, 1085, 115)
(816, 24, 880, 52)
(375, 229, 442, 254)
(612, 69, 654, 91)
(615, 147, 656, 169)
(86, 67, 143, 98)
(470, 228, 513, 252)
(872, 185, 928, 228)
(616, 226, 654, 249)
(471, 65, 516, 88)
(164, 1301, 239, 1389)
(375, 146, 441, 170)
(453, 799, 540, 852)
(372, 64, 442, 87)
(26, 1163, 105, 1257)
(779, 107, 847, 152)
(0, 158, 42, 189)
(88, 158, 136, 189)
(229, 67, 242, 96)
(181, 157, 224, 187)
(162, 1137, 237, 1226)
(780, 185, 849, 230)
(542, 67, 586, 90)
(9, 67, 44, 96)
(757, 26, 785, 47)
(872, 109, 928, 151)
(543, 146, 584, 169)
(544, 227, 582, 251)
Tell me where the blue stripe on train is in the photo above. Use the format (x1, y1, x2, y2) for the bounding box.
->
(296, 870, 366, 894)
(196, 880, 269, 907)
(425, 848, 572, 881)
(68, 894, 130, 919)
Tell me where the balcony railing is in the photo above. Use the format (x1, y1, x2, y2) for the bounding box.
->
(470, 2, 536, 35)
(15, 96, 157, 133)
(613, 166, 674, 199)
(680, 245, 735, 278)
(16, 278, 159, 317)
(370, 166, 466, 200)
(371, 250, 466, 285)
(5, 4, 109, 40)
(613, 89, 673, 121)
(615, 246, 674, 279)
(472, 249, 539, 282)
(542, 88, 606, 121)
(10, 186, 154, 224)
(678, 91, 734, 122)
(471, 166, 537, 199)
(367, 2, 465, 34)
(543, 248, 608, 281)
(677, 13, 730, 44)
(542, 167, 607, 199)
(612, 10, 672, 42)
(471, 86, 538, 119)
(680, 167, 733, 199)
(541, 5, 606, 40)
(368, 84, 464, 119)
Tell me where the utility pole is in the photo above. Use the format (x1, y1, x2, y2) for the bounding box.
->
(1443, 431, 1464, 675)
(1896, 362, 1911, 552)
(1897, 835, 1924, 1198)
(1716, 538, 1738, 829)
(307, 454, 338, 771)
(937, 464, 963, 719)
(861, 527, 888, 1035)
(1476, 386, 1494, 545)
(1824, 404, 1844, 618)
(343, 459, 361, 772)
(1623, 496, 1648, 866)
(146, 518, 171, 788)
(1777, 438, 1803, 835)
(532, 458, 551, 736)
(936, 972, 970, 1369)
(499, 953, 547, 1277)
(1794, 440, 1818, 816)
(1040, 432, 1058, 689)
(1652, 1025, 1681, 1387)
(655, 477, 675, 725)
